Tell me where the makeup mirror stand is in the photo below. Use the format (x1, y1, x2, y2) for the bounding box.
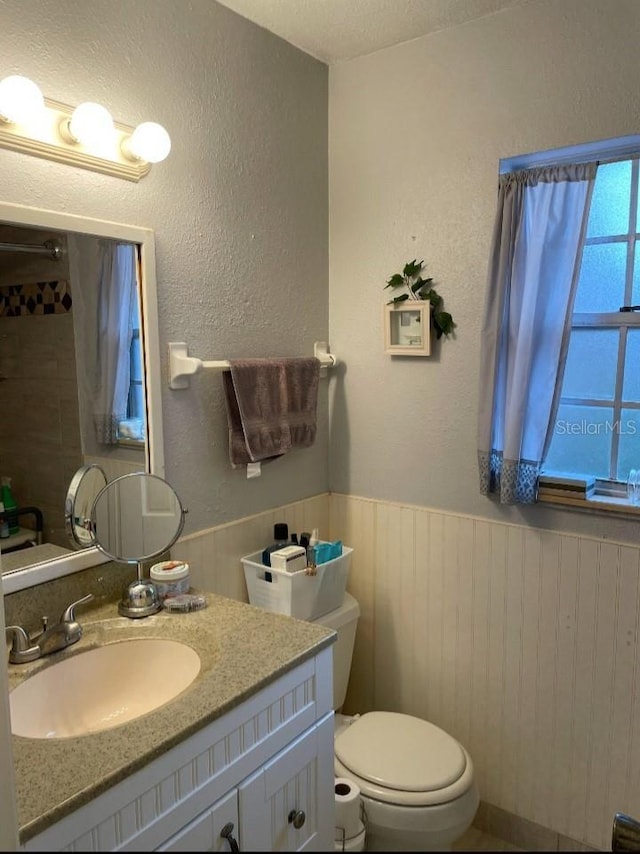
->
(66, 469, 187, 619)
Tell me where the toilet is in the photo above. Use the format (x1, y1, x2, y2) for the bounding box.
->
(313, 592, 479, 852)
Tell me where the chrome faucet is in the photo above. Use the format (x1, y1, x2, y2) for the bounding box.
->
(613, 812, 640, 851)
(5, 593, 94, 664)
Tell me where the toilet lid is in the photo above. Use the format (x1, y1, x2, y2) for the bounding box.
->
(334, 711, 466, 792)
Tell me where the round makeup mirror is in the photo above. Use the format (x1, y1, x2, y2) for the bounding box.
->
(65, 464, 108, 548)
(91, 472, 185, 562)
(90, 472, 187, 618)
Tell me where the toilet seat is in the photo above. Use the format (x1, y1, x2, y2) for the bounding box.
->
(334, 711, 474, 807)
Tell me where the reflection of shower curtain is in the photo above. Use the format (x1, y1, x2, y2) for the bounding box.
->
(67, 236, 137, 445)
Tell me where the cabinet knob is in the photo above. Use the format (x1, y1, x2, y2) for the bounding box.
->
(288, 809, 306, 829)
(220, 821, 240, 852)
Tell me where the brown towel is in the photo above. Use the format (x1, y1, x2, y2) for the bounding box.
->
(222, 357, 321, 468)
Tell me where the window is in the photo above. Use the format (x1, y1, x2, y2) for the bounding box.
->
(128, 328, 144, 422)
(118, 322, 146, 443)
(536, 141, 640, 507)
(116, 248, 146, 445)
(478, 136, 640, 511)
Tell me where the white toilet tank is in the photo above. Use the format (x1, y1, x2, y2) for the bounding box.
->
(313, 592, 360, 710)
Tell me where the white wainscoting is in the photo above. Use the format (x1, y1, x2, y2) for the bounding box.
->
(175, 490, 638, 850)
(330, 492, 640, 852)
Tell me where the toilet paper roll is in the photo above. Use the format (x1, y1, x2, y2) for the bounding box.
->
(334, 777, 362, 841)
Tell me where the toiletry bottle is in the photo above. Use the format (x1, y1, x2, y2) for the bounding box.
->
(0, 501, 9, 539)
(262, 523, 289, 567)
(1, 477, 18, 535)
(307, 528, 320, 566)
(300, 532, 313, 567)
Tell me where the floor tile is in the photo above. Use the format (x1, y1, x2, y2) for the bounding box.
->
(453, 826, 526, 851)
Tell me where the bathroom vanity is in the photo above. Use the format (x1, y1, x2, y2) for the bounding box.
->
(9, 593, 336, 851)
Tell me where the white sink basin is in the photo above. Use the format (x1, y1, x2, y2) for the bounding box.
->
(10, 638, 201, 739)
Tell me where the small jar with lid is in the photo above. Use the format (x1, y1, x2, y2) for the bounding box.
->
(150, 560, 190, 601)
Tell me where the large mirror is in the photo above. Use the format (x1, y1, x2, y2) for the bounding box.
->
(0, 201, 164, 594)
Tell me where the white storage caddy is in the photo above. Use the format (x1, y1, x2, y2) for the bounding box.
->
(241, 544, 353, 620)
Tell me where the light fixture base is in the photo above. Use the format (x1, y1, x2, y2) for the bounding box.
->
(0, 97, 151, 182)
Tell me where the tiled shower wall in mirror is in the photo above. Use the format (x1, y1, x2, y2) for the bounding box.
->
(0, 229, 81, 547)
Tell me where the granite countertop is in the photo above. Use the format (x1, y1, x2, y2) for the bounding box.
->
(8, 593, 335, 843)
(2, 543, 72, 574)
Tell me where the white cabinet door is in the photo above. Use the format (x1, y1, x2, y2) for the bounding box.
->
(238, 713, 334, 852)
(157, 790, 239, 853)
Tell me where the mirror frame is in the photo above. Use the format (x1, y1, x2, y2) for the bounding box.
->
(0, 200, 164, 594)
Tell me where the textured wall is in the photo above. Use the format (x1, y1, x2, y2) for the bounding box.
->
(328, 0, 640, 544)
(0, 0, 329, 534)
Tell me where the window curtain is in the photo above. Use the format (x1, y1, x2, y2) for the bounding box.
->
(477, 163, 597, 503)
(93, 242, 137, 443)
(67, 236, 137, 445)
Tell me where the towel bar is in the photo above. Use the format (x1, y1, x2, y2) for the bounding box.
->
(168, 341, 337, 389)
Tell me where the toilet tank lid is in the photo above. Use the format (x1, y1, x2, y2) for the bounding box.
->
(312, 591, 359, 629)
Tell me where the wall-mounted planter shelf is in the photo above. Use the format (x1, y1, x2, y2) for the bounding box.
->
(383, 302, 430, 356)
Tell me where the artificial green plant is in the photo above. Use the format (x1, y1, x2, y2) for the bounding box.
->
(384, 259, 456, 340)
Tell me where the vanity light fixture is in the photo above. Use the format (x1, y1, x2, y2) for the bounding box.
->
(0, 75, 171, 182)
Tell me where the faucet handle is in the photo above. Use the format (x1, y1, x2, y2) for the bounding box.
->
(61, 593, 94, 623)
(6, 625, 31, 651)
(5, 626, 40, 664)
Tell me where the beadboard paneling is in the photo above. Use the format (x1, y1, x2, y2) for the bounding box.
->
(329, 493, 640, 852)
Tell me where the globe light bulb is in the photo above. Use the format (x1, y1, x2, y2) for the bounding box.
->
(126, 122, 171, 163)
(68, 102, 114, 148)
(0, 75, 44, 124)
